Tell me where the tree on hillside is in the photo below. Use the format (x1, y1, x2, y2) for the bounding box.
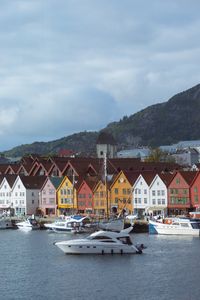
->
(145, 148, 175, 163)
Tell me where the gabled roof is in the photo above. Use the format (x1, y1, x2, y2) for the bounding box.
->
(4, 164, 21, 174)
(123, 171, 141, 186)
(158, 172, 176, 187)
(4, 174, 18, 187)
(0, 175, 5, 185)
(49, 177, 63, 189)
(178, 171, 198, 186)
(0, 164, 10, 174)
(140, 171, 158, 185)
(18, 175, 47, 189)
(77, 177, 97, 192)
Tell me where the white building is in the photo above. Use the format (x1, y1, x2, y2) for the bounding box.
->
(132, 172, 156, 217)
(0, 175, 17, 215)
(11, 175, 46, 216)
(148, 174, 168, 217)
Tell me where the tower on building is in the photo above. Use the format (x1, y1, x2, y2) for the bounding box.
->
(96, 131, 117, 158)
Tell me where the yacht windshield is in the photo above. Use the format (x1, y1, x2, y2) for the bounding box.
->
(191, 222, 200, 229)
(117, 236, 133, 245)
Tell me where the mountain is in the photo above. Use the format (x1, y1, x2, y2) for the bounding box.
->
(3, 83, 200, 157)
(105, 83, 200, 147)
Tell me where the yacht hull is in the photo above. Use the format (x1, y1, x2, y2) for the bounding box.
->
(55, 239, 141, 254)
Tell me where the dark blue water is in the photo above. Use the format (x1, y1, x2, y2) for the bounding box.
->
(1, 229, 200, 300)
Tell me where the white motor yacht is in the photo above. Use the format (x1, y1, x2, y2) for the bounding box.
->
(44, 216, 91, 233)
(16, 218, 40, 231)
(54, 226, 145, 255)
(149, 218, 200, 236)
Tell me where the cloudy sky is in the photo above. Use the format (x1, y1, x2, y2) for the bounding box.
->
(0, 0, 200, 151)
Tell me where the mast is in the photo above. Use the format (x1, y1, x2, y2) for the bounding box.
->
(72, 170, 75, 215)
(104, 153, 109, 219)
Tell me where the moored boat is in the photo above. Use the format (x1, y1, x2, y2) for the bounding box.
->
(149, 217, 200, 236)
(54, 226, 145, 255)
(44, 215, 92, 233)
(0, 218, 14, 229)
(16, 217, 40, 231)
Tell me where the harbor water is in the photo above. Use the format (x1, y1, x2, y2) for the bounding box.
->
(1, 229, 200, 300)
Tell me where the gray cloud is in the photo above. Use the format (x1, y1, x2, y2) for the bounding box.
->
(0, 0, 200, 150)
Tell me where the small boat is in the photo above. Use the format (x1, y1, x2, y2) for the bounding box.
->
(0, 218, 14, 229)
(16, 217, 40, 231)
(44, 215, 92, 233)
(125, 214, 138, 225)
(54, 226, 145, 255)
(149, 217, 200, 236)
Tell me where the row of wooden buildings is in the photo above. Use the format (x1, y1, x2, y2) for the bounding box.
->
(0, 155, 200, 217)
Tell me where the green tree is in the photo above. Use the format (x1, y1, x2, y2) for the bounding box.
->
(145, 148, 175, 163)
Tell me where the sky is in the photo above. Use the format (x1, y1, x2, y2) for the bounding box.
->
(0, 0, 200, 151)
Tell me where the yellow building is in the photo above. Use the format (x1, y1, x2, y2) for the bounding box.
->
(109, 171, 139, 214)
(57, 176, 77, 215)
(93, 179, 110, 217)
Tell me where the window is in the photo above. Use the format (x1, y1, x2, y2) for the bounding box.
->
(152, 199, 156, 205)
(194, 187, 198, 193)
(183, 189, 188, 195)
(176, 178, 180, 184)
(170, 197, 175, 204)
(114, 188, 118, 194)
(144, 198, 147, 204)
(152, 190, 155, 196)
(144, 189, 147, 195)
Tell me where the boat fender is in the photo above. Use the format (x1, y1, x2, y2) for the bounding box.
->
(102, 250, 104, 255)
(120, 249, 123, 255)
(111, 249, 114, 255)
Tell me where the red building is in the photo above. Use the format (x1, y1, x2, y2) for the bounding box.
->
(190, 171, 200, 211)
(77, 179, 95, 215)
(168, 171, 198, 215)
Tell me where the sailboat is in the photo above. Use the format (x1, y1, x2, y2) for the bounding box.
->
(97, 154, 125, 232)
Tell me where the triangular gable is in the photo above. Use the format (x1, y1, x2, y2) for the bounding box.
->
(28, 161, 41, 176)
(62, 162, 79, 177)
